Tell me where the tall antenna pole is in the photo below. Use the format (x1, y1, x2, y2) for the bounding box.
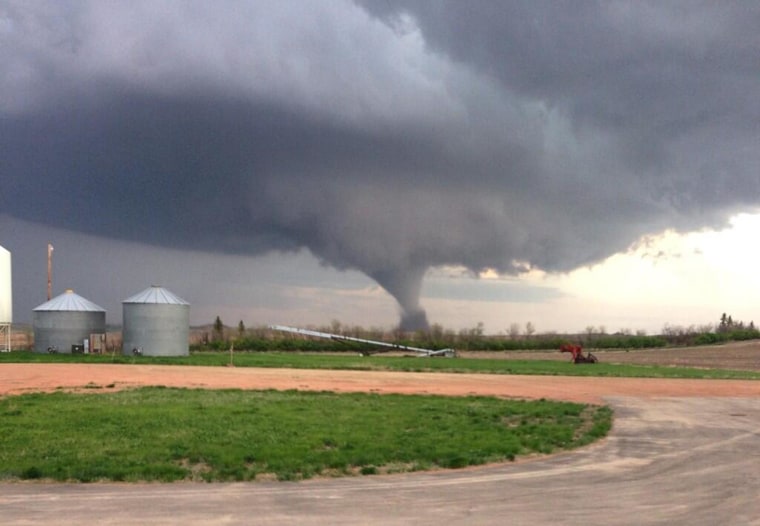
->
(47, 243, 54, 300)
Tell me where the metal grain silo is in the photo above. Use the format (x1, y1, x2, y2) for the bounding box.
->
(122, 285, 189, 356)
(33, 290, 106, 353)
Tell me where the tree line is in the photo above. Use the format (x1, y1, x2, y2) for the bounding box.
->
(196, 313, 758, 352)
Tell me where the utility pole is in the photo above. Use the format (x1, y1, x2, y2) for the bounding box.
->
(47, 243, 54, 300)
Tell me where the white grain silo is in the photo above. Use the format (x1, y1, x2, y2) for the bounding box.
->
(33, 289, 106, 353)
(0, 245, 11, 352)
(122, 285, 189, 356)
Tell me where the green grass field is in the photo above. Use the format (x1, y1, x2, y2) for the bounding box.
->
(2, 350, 759, 379)
(0, 388, 611, 483)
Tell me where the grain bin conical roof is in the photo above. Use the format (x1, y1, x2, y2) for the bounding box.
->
(33, 289, 105, 312)
(123, 285, 189, 305)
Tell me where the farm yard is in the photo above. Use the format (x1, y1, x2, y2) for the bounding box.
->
(0, 341, 759, 525)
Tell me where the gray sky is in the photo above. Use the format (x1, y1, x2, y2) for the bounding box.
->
(2, 1, 759, 332)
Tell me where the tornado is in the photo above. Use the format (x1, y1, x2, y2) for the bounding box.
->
(369, 267, 430, 332)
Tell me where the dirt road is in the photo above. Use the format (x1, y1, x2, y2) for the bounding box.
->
(1, 362, 759, 403)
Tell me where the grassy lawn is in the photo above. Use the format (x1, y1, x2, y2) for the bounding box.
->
(0, 388, 611, 482)
(2, 350, 760, 379)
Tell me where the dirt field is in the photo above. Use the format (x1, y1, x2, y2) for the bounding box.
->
(461, 339, 760, 371)
(1, 341, 758, 403)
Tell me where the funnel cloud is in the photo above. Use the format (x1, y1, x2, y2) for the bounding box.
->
(2, 1, 759, 330)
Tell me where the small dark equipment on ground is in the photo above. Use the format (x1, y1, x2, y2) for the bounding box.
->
(560, 343, 598, 364)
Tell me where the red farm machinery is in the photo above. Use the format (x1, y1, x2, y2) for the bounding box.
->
(559, 343, 598, 364)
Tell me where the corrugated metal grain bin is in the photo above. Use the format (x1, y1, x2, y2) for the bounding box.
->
(33, 290, 106, 353)
(122, 285, 189, 357)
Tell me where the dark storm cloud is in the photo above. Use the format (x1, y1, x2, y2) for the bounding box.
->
(2, 1, 759, 329)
